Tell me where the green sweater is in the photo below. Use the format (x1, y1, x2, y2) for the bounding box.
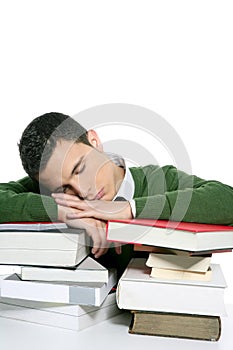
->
(0, 165, 233, 225)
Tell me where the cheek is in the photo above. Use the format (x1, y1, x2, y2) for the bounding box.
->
(95, 164, 112, 184)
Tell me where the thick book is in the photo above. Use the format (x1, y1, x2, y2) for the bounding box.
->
(107, 219, 233, 252)
(0, 291, 121, 331)
(19, 256, 109, 283)
(0, 226, 90, 267)
(146, 253, 211, 272)
(116, 258, 227, 316)
(129, 310, 221, 341)
(0, 269, 117, 306)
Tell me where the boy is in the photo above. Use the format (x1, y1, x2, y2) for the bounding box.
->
(1, 112, 233, 260)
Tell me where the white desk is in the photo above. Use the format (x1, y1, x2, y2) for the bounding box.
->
(0, 305, 233, 350)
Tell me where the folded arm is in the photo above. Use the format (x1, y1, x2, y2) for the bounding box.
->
(0, 177, 57, 222)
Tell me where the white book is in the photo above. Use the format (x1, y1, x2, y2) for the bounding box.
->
(0, 292, 121, 331)
(0, 290, 117, 316)
(150, 267, 213, 281)
(116, 258, 227, 316)
(0, 228, 90, 267)
(1, 269, 117, 306)
(0, 265, 22, 275)
(146, 253, 211, 272)
(19, 256, 108, 283)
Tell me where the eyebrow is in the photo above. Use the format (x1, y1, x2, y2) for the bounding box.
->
(53, 156, 84, 193)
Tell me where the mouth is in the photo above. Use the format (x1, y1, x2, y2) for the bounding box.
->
(94, 187, 105, 200)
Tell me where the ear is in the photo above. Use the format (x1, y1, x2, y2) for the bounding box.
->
(87, 130, 103, 151)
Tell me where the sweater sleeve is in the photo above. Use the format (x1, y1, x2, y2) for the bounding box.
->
(0, 177, 58, 222)
(133, 166, 233, 225)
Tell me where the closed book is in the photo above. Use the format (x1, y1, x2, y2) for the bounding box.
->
(146, 253, 211, 272)
(0, 291, 121, 331)
(19, 256, 108, 283)
(0, 265, 22, 275)
(1, 269, 117, 306)
(133, 244, 232, 255)
(0, 289, 117, 316)
(150, 267, 212, 281)
(0, 226, 90, 267)
(129, 311, 221, 341)
(107, 219, 233, 252)
(116, 258, 227, 316)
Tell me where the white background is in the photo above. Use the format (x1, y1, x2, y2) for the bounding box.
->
(0, 1, 232, 302)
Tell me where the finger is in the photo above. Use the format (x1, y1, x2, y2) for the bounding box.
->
(55, 198, 88, 210)
(67, 211, 94, 219)
(52, 193, 78, 200)
(52, 193, 86, 205)
(91, 238, 109, 258)
(93, 247, 109, 258)
(93, 226, 109, 257)
(114, 242, 122, 255)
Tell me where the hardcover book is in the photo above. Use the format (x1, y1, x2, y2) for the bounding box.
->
(107, 219, 233, 252)
(129, 310, 221, 341)
(0, 226, 90, 267)
(116, 258, 227, 316)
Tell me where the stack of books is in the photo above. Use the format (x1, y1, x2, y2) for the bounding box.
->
(0, 222, 120, 331)
(107, 218, 233, 341)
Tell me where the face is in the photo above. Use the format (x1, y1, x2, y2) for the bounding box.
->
(39, 131, 125, 201)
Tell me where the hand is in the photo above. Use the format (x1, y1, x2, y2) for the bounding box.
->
(52, 193, 133, 221)
(57, 205, 121, 258)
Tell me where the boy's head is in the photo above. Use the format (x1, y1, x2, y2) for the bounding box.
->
(19, 112, 124, 200)
(19, 112, 91, 179)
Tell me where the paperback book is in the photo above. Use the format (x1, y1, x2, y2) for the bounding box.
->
(0, 290, 121, 331)
(19, 256, 109, 283)
(146, 253, 212, 272)
(1, 269, 117, 306)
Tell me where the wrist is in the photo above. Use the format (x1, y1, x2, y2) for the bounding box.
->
(57, 205, 67, 222)
(122, 201, 133, 219)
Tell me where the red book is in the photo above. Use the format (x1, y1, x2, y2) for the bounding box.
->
(106, 219, 233, 253)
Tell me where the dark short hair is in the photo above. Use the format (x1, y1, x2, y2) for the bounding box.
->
(19, 112, 91, 178)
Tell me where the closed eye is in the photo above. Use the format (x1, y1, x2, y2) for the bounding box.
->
(76, 163, 85, 174)
(71, 156, 85, 176)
